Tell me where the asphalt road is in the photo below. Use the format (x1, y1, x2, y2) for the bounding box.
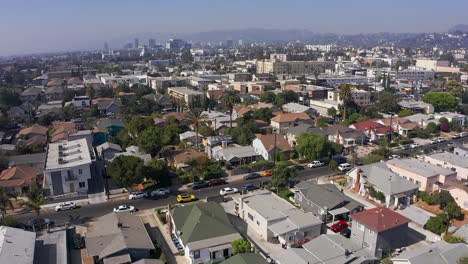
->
(395, 136, 468, 156)
(16, 166, 333, 225)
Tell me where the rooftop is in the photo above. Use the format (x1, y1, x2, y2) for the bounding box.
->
(45, 138, 92, 171)
(426, 152, 468, 168)
(350, 207, 411, 233)
(0, 226, 36, 264)
(168, 86, 205, 95)
(386, 158, 455, 178)
(392, 240, 468, 264)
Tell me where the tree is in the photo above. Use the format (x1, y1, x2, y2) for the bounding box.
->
(327, 107, 337, 118)
(422, 92, 458, 112)
(425, 122, 438, 134)
(252, 108, 273, 122)
(439, 117, 450, 132)
(439, 190, 456, 210)
(446, 80, 464, 98)
(186, 109, 208, 149)
(107, 156, 145, 189)
(445, 202, 462, 220)
(458, 256, 468, 264)
(377, 91, 401, 113)
(181, 51, 194, 63)
(450, 119, 462, 132)
(137, 127, 164, 156)
(316, 116, 329, 128)
(143, 159, 170, 187)
(329, 160, 338, 171)
(339, 84, 352, 120)
(232, 239, 252, 255)
(221, 90, 241, 129)
(185, 156, 210, 182)
(444, 233, 466, 244)
(364, 154, 385, 165)
(276, 90, 298, 105)
(22, 187, 45, 219)
(260, 92, 276, 103)
(425, 214, 449, 235)
(0, 187, 14, 219)
(398, 109, 413, 117)
(296, 132, 334, 161)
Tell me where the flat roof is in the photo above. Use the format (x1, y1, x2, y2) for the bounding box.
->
(386, 158, 454, 178)
(427, 152, 468, 168)
(168, 86, 205, 95)
(45, 138, 92, 171)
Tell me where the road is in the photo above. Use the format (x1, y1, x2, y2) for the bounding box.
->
(16, 166, 332, 225)
(394, 136, 468, 156)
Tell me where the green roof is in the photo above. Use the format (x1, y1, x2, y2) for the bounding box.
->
(172, 202, 238, 244)
(220, 253, 267, 264)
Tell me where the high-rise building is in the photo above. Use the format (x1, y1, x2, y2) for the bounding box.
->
(226, 39, 234, 48)
(148, 38, 156, 48)
(134, 38, 139, 49)
(124, 43, 133, 49)
(166, 39, 190, 51)
(238, 39, 244, 46)
(104, 42, 109, 52)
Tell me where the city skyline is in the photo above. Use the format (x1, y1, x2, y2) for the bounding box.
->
(1, 0, 468, 56)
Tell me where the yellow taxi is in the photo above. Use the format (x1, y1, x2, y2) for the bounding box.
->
(177, 194, 197, 203)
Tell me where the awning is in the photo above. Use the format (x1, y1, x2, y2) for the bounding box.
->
(328, 207, 350, 216)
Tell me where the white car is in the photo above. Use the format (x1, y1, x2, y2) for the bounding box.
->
(390, 154, 400, 159)
(150, 188, 171, 196)
(338, 163, 353, 172)
(460, 132, 468, 138)
(307, 161, 325, 168)
(430, 139, 438, 144)
(113, 205, 136, 213)
(219, 187, 239, 196)
(410, 143, 420, 149)
(128, 191, 147, 200)
(55, 202, 78, 211)
(437, 137, 446, 143)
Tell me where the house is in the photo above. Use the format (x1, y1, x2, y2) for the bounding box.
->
(43, 138, 93, 196)
(85, 212, 154, 263)
(212, 145, 259, 166)
(0, 226, 36, 264)
(270, 112, 312, 133)
(220, 253, 267, 264)
(168, 202, 242, 264)
(347, 163, 419, 208)
(277, 234, 377, 264)
(252, 134, 293, 161)
(96, 118, 125, 137)
(386, 158, 457, 192)
(391, 240, 468, 264)
(294, 182, 363, 223)
(113, 146, 152, 165)
(17, 125, 48, 140)
(286, 124, 326, 146)
(96, 142, 122, 161)
(179, 131, 203, 146)
(44, 85, 65, 101)
(282, 103, 316, 115)
(20, 86, 43, 103)
(350, 207, 411, 258)
(34, 230, 68, 264)
(37, 101, 63, 115)
(322, 125, 366, 149)
(6, 153, 46, 171)
(201, 111, 237, 133)
(7, 106, 28, 121)
(71, 95, 90, 108)
(67, 77, 85, 91)
(423, 152, 468, 181)
(441, 181, 468, 210)
(398, 99, 434, 114)
(51, 122, 77, 143)
(92, 98, 122, 115)
(349, 120, 392, 142)
(173, 149, 207, 169)
(454, 144, 468, 157)
(0, 165, 38, 195)
(155, 95, 173, 110)
(234, 190, 322, 248)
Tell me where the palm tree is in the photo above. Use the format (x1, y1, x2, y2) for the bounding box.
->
(22, 187, 45, 219)
(0, 187, 14, 219)
(221, 90, 240, 129)
(339, 84, 352, 121)
(186, 108, 208, 149)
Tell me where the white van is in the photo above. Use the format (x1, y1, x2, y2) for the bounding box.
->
(338, 163, 353, 172)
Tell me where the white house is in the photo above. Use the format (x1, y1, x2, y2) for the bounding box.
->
(44, 138, 93, 197)
(423, 152, 468, 181)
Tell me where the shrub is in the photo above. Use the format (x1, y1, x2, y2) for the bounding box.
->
(367, 186, 385, 202)
(425, 214, 449, 235)
(400, 138, 414, 145)
(444, 233, 465, 244)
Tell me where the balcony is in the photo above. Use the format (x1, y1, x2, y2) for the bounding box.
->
(65, 174, 77, 181)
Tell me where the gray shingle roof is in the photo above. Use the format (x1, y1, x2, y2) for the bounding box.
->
(296, 182, 362, 211)
(392, 241, 468, 264)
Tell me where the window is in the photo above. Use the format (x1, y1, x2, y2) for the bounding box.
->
(248, 213, 254, 221)
(78, 169, 83, 174)
(79, 182, 86, 188)
(193, 250, 200, 259)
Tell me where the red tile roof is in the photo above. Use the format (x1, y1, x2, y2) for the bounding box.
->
(350, 207, 410, 233)
(255, 134, 293, 152)
(17, 125, 48, 137)
(0, 165, 38, 188)
(271, 112, 311, 123)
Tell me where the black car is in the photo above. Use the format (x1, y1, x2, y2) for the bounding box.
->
(340, 228, 351, 238)
(290, 165, 305, 171)
(192, 180, 209, 189)
(242, 184, 258, 192)
(243, 173, 261, 180)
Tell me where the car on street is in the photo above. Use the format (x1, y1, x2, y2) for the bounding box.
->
(338, 163, 352, 172)
(452, 134, 462, 139)
(330, 220, 349, 232)
(460, 132, 468, 138)
(113, 205, 136, 213)
(55, 202, 78, 211)
(290, 165, 305, 171)
(192, 180, 209, 190)
(150, 188, 171, 197)
(219, 187, 239, 196)
(401, 144, 411, 150)
(208, 178, 227, 187)
(410, 143, 420, 149)
(430, 139, 438, 144)
(307, 161, 324, 168)
(27, 218, 55, 230)
(340, 228, 351, 238)
(243, 173, 261, 180)
(389, 154, 400, 159)
(437, 137, 446, 143)
(177, 194, 197, 203)
(261, 170, 273, 177)
(128, 191, 147, 200)
(242, 184, 258, 192)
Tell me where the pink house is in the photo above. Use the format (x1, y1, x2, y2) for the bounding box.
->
(386, 158, 457, 192)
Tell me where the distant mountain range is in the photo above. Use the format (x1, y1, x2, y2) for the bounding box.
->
(449, 24, 468, 33)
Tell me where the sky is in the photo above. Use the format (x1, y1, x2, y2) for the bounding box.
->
(0, 0, 467, 56)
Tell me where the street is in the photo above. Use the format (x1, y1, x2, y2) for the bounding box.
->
(16, 166, 333, 225)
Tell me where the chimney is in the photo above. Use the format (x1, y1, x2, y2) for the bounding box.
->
(354, 168, 361, 192)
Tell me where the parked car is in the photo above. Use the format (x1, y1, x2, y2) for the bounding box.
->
(430, 139, 438, 144)
(330, 220, 349, 232)
(55, 202, 78, 211)
(261, 170, 273, 177)
(129, 191, 147, 200)
(410, 143, 420, 149)
(460, 132, 468, 138)
(177, 194, 197, 203)
(437, 137, 446, 143)
(452, 134, 462, 139)
(208, 178, 227, 187)
(72, 234, 85, 249)
(27, 218, 55, 230)
(192, 180, 209, 190)
(338, 163, 352, 172)
(150, 188, 171, 197)
(401, 144, 411, 150)
(307, 161, 324, 168)
(113, 205, 136, 213)
(243, 173, 261, 180)
(340, 228, 351, 238)
(290, 165, 305, 171)
(219, 187, 239, 196)
(242, 184, 258, 192)
(389, 154, 400, 159)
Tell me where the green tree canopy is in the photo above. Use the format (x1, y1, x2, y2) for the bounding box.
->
(272, 165, 297, 189)
(259, 91, 276, 103)
(377, 91, 401, 113)
(143, 159, 171, 187)
(398, 109, 413, 117)
(276, 90, 298, 105)
(296, 132, 334, 161)
(446, 80, 464, 98)
(425, 214, 448, 235)
(107, 156, 145, 189)
(232, 239, 252, 255)
(422, 92, 458, 112)
(252, 108, 273, 122)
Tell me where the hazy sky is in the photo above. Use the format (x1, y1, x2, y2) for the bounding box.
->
(0, 0, 467, 56)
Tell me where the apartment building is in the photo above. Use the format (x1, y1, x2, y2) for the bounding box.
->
(167, 87, 206, 109)
(256, 60, 334, 76)
(327, 89, 372, 107)
(390, 69, 435, 80)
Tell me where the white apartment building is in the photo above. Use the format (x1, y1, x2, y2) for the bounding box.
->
(167, 87, 206, 109)
(100, 74, 148, 87)
(390, 70, 435, 80)
(327, 89, 372, 107)
(415, 59, 449, 71)
(44, 138, 93, 197)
